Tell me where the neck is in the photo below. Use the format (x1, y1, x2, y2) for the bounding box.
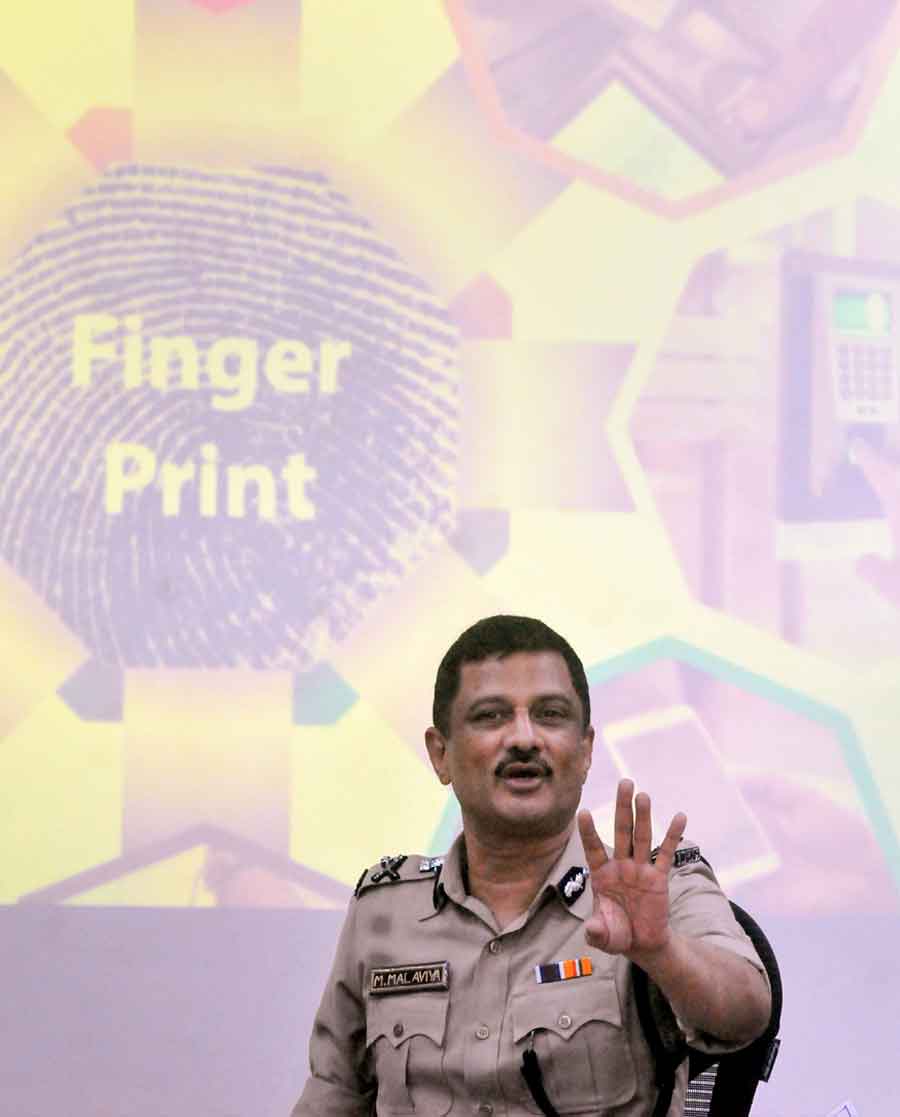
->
(461, 820, 573, 929)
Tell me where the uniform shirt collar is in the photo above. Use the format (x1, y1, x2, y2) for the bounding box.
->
(435, 830, 468, 907)
(432, 821, 597, 921)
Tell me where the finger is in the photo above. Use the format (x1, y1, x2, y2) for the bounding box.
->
(577, 809, 609, 874)
(854, 440, 900, 536)
(613, 778, 635, 860)
(652, 811, 687, 876)
(633, 791, 652, 864)
(854, 439, 894, 500)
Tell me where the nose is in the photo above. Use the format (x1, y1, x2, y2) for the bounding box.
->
(505, 707, 539, 747)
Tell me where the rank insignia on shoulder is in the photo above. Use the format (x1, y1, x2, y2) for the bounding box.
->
(355, 854, 412, 897)
(419, 857, 443, 873)
(535, 957, 593, 984)
(369, 961, 450, 996)
(557, 865, 590, 906)
(650, 842, 701, 868)
(372, 854, 408, 883)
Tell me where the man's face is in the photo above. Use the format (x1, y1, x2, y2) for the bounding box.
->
(425, 651, 594, 841)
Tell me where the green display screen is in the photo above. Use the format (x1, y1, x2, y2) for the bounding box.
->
(833, 289, 892, 334)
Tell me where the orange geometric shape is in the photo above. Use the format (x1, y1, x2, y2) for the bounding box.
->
(67, 107, 133, 171)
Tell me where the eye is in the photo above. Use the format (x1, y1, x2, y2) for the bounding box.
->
(539, 707, 568, 721)
(472, 708, 504, 723)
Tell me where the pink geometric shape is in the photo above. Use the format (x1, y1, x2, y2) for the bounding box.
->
(447, 0, 900, 221)
(191, 0, 258, 11)
(450, 274, 513, 339)
(67, 108, 133, 171)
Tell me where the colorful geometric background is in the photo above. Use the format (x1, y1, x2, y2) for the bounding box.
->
(2, 2, 900, 1114)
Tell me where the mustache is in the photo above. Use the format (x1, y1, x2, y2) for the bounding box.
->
(495, 750, 552, 778)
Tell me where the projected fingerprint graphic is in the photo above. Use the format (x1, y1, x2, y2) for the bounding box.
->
(0, 164, 459, 668)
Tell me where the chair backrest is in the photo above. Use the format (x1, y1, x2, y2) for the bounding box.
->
(635, 900, 783, 1117)
(685, 901, 783, 1117)
(683, 1065, 718, 1115)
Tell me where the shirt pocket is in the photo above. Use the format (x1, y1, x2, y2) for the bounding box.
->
(511, 975, 637, 1115)
(366, 993, 452, 1116)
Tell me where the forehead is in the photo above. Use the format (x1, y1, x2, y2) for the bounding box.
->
(455, 651, 578, 708)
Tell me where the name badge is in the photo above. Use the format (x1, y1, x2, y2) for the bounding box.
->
(369, 961, 450, 996)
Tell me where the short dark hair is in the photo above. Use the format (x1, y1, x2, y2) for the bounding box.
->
(432, 615, 590, 736)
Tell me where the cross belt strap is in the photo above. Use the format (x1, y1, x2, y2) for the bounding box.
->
(520, 1033, 562, 1117)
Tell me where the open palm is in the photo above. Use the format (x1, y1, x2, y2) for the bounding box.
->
(578, 780, 686, 958)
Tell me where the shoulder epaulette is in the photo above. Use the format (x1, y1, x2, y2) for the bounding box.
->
(650, 841, 703, 869)
(354, 854, 444, 898)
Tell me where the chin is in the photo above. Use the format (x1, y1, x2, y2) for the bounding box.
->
(492, 803, 573, 839)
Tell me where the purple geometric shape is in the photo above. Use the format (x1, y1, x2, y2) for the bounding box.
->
(58, 659, 124, 723)
(448, 508, 510, 574)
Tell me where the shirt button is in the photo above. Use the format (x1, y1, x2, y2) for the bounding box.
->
(393, 1023, 404, 1038)
(488, 939, 501, 955)
(475, 1024, 490, 1040)
(558, 1013, 572, 1030)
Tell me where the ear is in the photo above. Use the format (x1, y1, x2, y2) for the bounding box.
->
(425, 727, 452, 786)
(581, 726, 595, 784)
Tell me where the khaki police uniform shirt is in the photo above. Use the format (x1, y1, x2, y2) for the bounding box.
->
(292, 827, 768, 1117)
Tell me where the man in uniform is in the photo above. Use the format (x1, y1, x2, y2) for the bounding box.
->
(292, 615, 771, 1115)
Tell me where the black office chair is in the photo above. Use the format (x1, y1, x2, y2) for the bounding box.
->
(636, 901, 783, 1117)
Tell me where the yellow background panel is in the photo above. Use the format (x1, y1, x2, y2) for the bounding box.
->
(0, 696, 121, 902)
(299, 0, 457, 150)
(123, 670, 294, 852)
(135, 1, 303, 164)
(0, 563, 86, 740)
(497, 510, 688, 632)
(66, 847, 212, 908)
(291, 699, 447, 886)
(328, 544, 505, 750)
(490, 182, 688, 341)
(0, 2, 133, 129)
(0, 75, 94, 266)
